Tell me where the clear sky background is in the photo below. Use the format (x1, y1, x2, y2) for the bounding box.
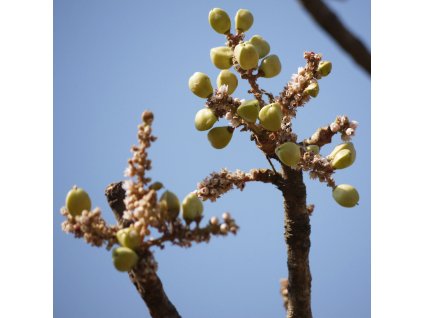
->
(54, 1, 370, 317)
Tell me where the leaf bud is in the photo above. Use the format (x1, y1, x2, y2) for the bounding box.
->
(331, 149, 355, 169)
(182, 193, 204, 223)
(304, 82, 319, 97)
(275, 142, 301, 167)
(159, 190, 180, 220)
(210, 46, 233, 70)
(207, 126, 234, 149)
(65, 186, 92, 217)
(332, 184, 359, 208)
(235, 9, 254, 32)
(116, 227, 141, 250)
(248, 35, 270, 58)
(236, 99, 259, 123)
(209, 8, 231, 34)
(112, 247, 139, 272)
(216, 70, 238, 95)
(194, 108, 217, 131)
(317, 60, 332, 77)
(189, 72, 213, 98)
(306, 145, 320, 155)
(234, 42, 259, 70)
(258, 103, 282, 132)
(259, 54, 281, 78)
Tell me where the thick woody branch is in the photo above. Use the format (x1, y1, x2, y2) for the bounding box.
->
(298, 0, 371, 75)
(105, 182, 181, 318)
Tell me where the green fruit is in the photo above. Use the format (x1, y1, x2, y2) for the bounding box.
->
(182, 193, 204, 222)
(149, 182, 163, 191)
(216, 70, 238, 95)
(234, 42, 259, 70)
(306, 145, 320, 155)
(210, 47, 233, 70)
(248, 35, 270, 58)
(304, 82, 319, 97)
(194, 108, 217, 131)
(259, 54, 281, 78)
(331, 149, 355, 169)
(207, 126, 233, 149)
(189, 72, 213, 98)
(65, 186, 92, 217)
(332, 184, 359, 208)
(209, 8, 231, 34)
(275, 142, 301, 167)
(235, 9, 254, 32)
(328, 142, 356, 162)
(318, 60, 332, 76)
(112, 247, 139, 272)
(258, 103, 282, 132)
(159, 190, 180, 220)
(116, 228, 141, 250)
(237, 99, 259, 123)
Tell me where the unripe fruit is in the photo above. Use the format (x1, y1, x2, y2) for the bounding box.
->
(210, 47, 233, 70)
(149, 182, 163, 191)
(159, 190, 180, 220)
(182, 193, 204, 222)
(318, 60, 332, 77)
(331, 149, 355, 169)
(237, 99, 259, 123)
(207, 126, 234, 149)
(275, 142, 301, 167)
(258, 103, 282, 132)
(248, 35, 270, 58)
(209, 8, 231, 34)
(116, 228, 141, 250)
(112, 247, 139, 272)
(259, 54, 281, 78)
(235, 9, 254, 32)
(306, 145, 320, 155)
(304, 82, 319, 97)
(65, 186, 91, 217)
(216, 70, 238, 95)
(328, 142, 356, 162)
(194, 108, 217, 131)
(189, 72, 213, 98)
(234, 42, 259, 70)
(332, 184, 359, 208)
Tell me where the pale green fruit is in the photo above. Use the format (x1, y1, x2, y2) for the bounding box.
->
(304, 82, 319, 97)
(259, 54, 281, 78)
(258, 103, 282, 132)
(207, 126, 233, 149)
(248, 35, 270, 58)
(160, 190, 180, 220)
(194, 108, 217, 131)
(328, 142, 356, 162)
(306, 145, 320, 155)
(66, 186, 91, 217)
(331, 149, 355, 169)
(116, 228, 141, 250)
(275, 142, 301, 167)
(237, 99, 259, 123)
(318, 60, 332, 77)
(234, 42, 259, 70)
(332, 184, 359, 208)
(216, 70, 238, 95)
(235, 9, 254, 32)
(209, 8, 231, 34)
(189, 72, 213, 98)
(112, 247, 139, 272)
(182, 193, 204, 222)
(210, 47, 233, 70)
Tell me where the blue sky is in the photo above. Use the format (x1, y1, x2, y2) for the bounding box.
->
(54, 1, 370, 317)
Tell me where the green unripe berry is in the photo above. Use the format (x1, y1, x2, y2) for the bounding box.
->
(235, 9, 254, 32)
(237, 99, 259, 123)
(332, 184, 359, 208)
(182, 193, 204, 222)
(248, 35, 270, 58)
(112, 247, 139, 272)
(159, 190, 180, 220)
(194, 108, 217, 131)
(304, 82, 319, 97)
(216, 70, 238, 95)
(189, 72, 213, 98)
(258, 103, 282, 132)
(65, 186, 91, 217)
(275, 142, 301, 167)
(318, 60, 332, 77)
(209, 8, 231, 34)
(328, 142, 356, 162)
(116, 227, 141, 250)
(234, 42, 259, 70)
(210, 47, 233, 70)
(331, 149, 355, 169)
(207, 126, 234, 149)
(306, 145, 320, 155)
(259, 54, 282, 78)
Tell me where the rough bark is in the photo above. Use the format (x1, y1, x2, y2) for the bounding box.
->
(105, 182, 182, 318)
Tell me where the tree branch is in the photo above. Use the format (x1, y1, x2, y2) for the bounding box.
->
(105, 182, 181, 318)
(298, 0, 371, 75)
